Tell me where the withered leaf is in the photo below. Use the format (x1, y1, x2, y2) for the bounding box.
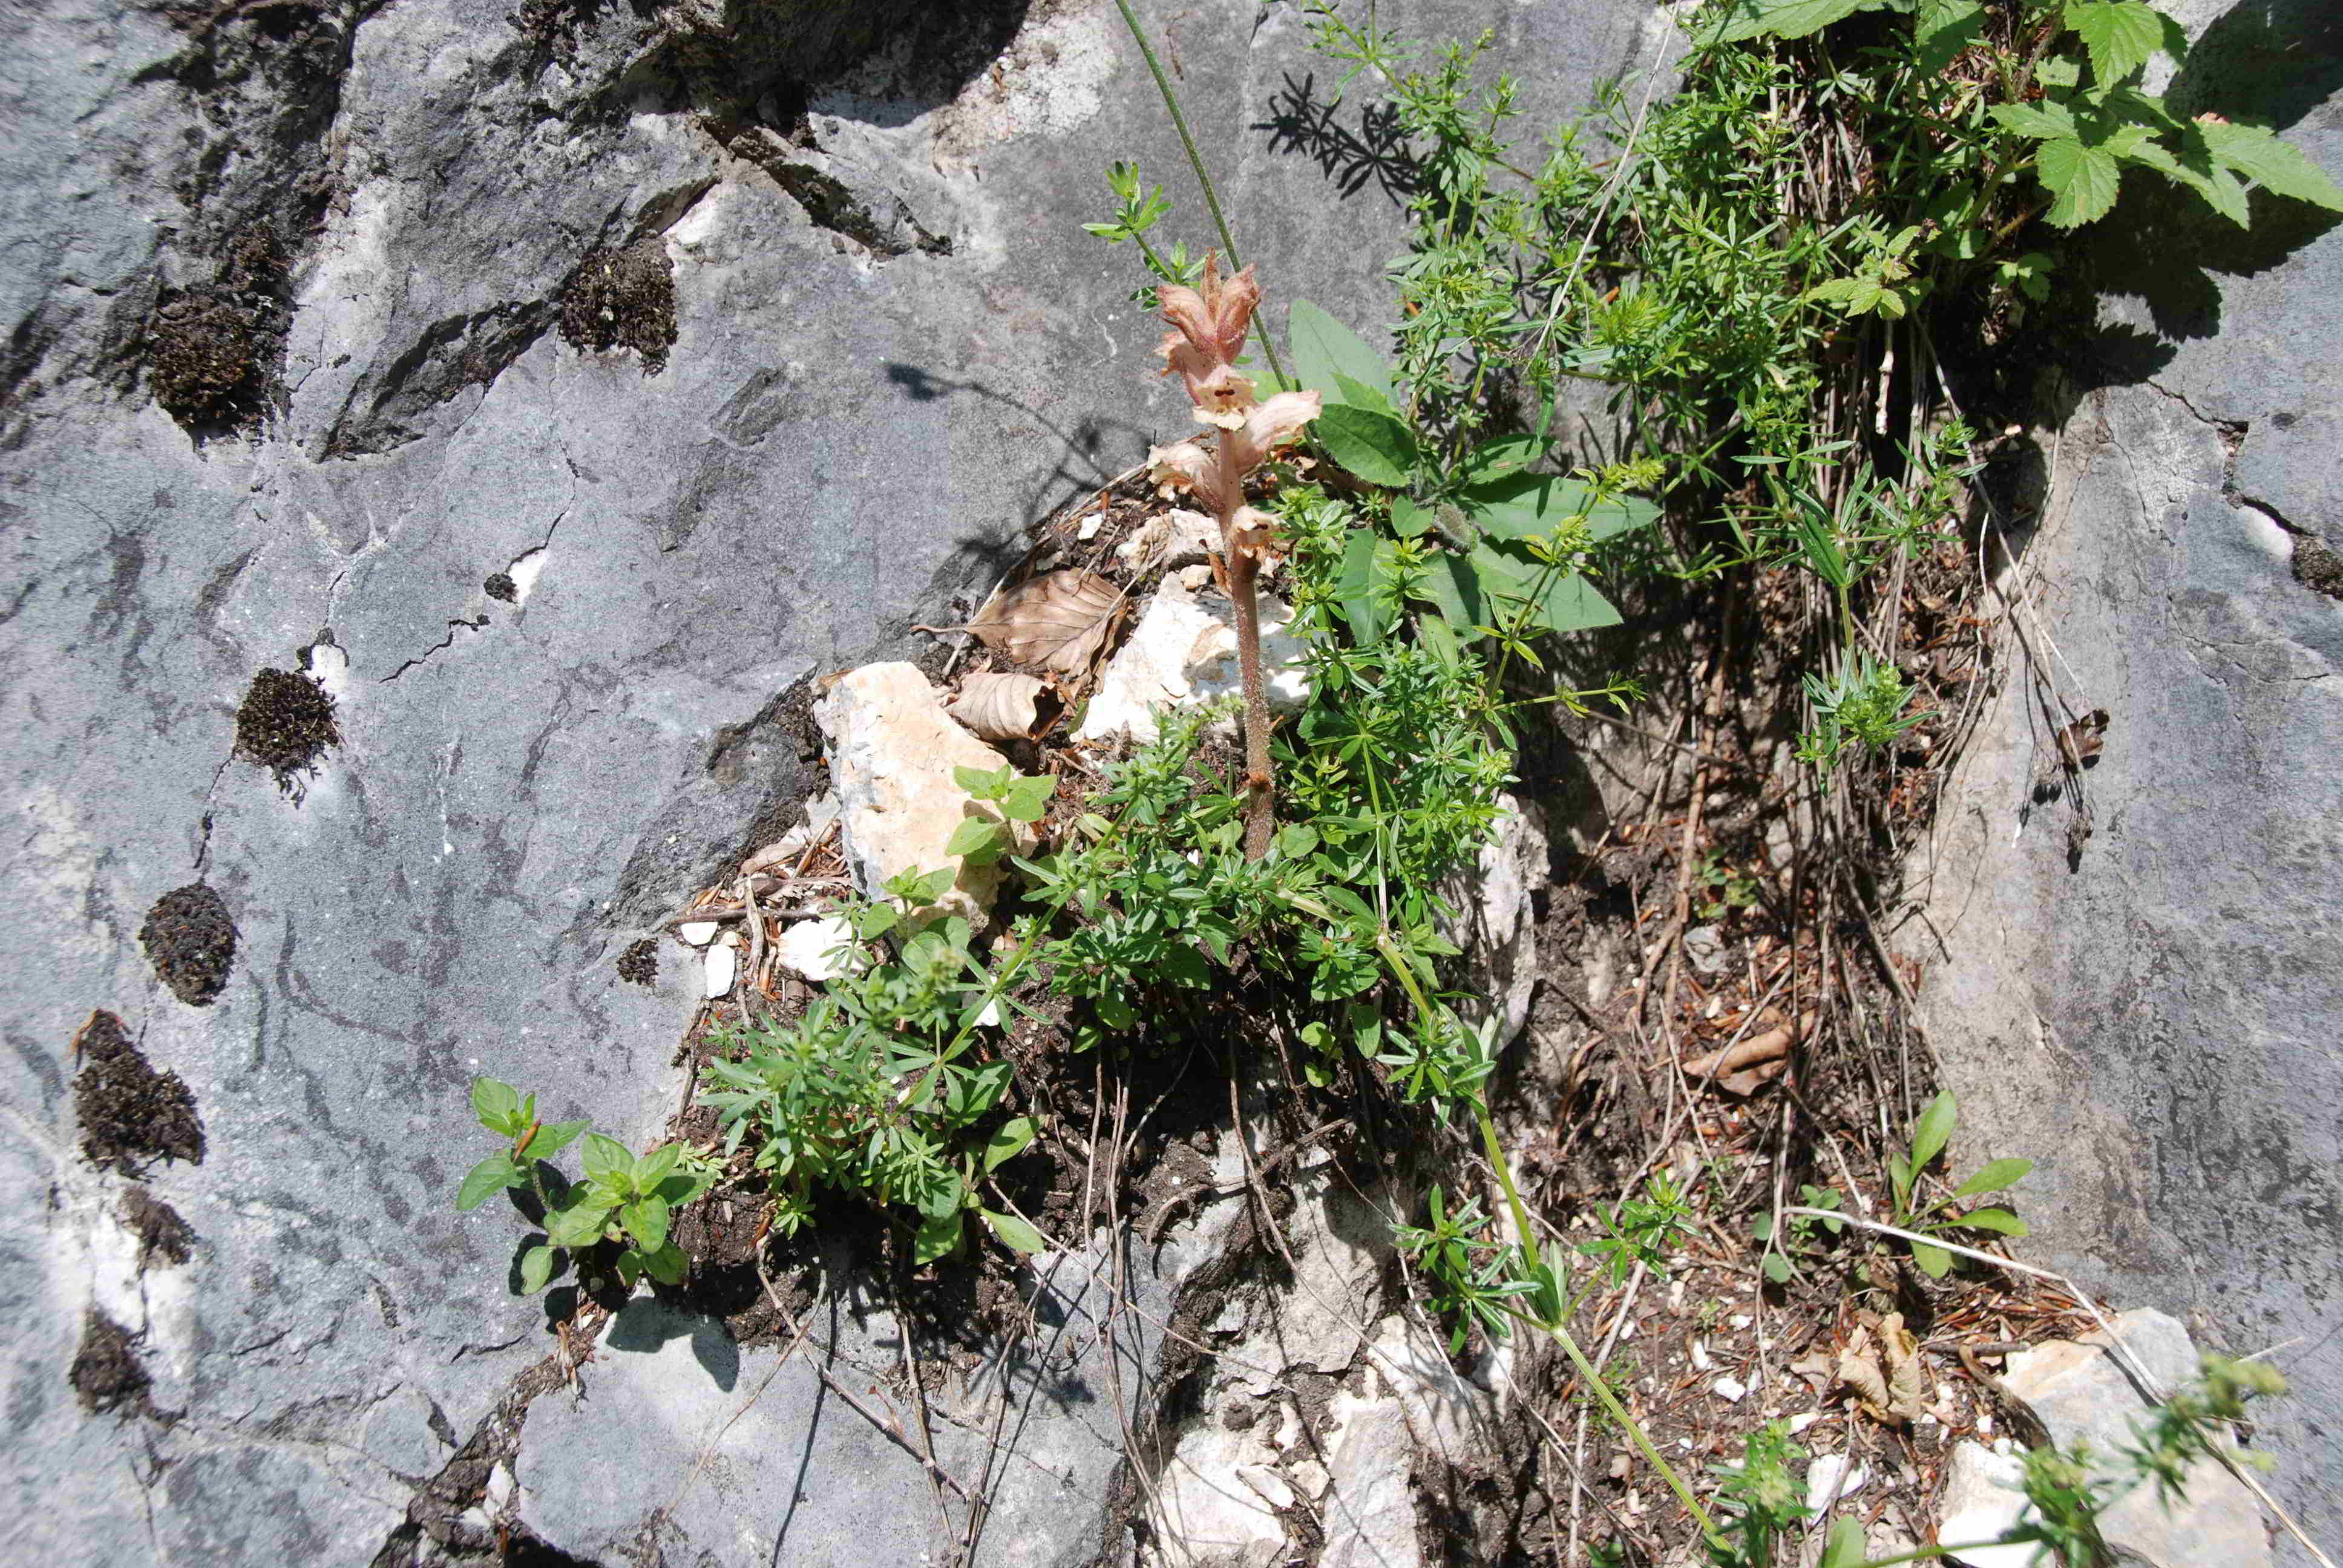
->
(948, 672, 1058, 742)
(2056, 708, 2109, 769)
(967, 570, 1129, 676)
(1839, 1313, 1927, 1426)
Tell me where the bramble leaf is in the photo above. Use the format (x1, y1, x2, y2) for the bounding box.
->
(2038, 136, 2123, 226)
(2195, 117, 2343, 212)
(1705, 0, 1880, 45)
(2062, 1, 2169, 87)
(1915, 0, 1984, 74)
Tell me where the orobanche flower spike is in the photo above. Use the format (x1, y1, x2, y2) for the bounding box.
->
(1144, 255, 1319, 858)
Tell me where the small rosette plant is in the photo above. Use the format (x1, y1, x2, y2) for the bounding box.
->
(1144, 255, 1320, 858)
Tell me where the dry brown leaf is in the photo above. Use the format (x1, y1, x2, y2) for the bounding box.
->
(1840, 1313, 1927, 1426)
(948, 672, 1056, 742)
(967, 570, 1128, 676)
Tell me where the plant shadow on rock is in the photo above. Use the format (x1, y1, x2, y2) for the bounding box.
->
(1253, 69, 1429, 207)
(74, 1010, 206, 1173)
(139, 882, 240, 1007)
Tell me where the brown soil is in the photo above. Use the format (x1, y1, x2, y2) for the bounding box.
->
(557, 240, 679, 374)
(121, 1184, 197, 1270)
(70, 1308, 162, 1420)
(74, 1010, 206, 1174)
(234, 666, 341, 791)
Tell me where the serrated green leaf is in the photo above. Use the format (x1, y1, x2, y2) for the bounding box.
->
(1915, 0, 1984, 74)
(1288, 299, 1398, 410)
(457, 1154, 521, 1211)
(1316, 403, 1418, 488)
(2196, 117, 2343, 212)
(1990, 100, 2080, 142)
(471, 1077, 522, 1133)
(1956, 1206, 2030, 1236)
(2038, 136, 2123, 226)
(580, 1132, 633, 1184)
(2063, 2, 2166, 86)
(981, 1209, 1047, 1255)
(519, 1244, 557, 1294)
(1705, 0, 1879, 45)
(1954, 1157, 2034, 1197)
(946, 816, 1006, 861)
(1913, 1239, 1955, 1278)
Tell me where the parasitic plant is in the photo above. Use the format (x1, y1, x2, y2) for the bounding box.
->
(1145, 256, 1320, 858)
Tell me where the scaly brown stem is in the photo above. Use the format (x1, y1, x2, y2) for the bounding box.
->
(1217, 430, 1274, 860)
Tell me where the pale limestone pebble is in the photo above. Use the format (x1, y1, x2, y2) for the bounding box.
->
(1938, 1441, 2040, 1568)
(1804, 1452, 1869, 1515)
(816, 662, 1032, 928)
(1074, 572, 1309, 746)
(703, 937, 738, 999)
(771, 915, 855, 983)
(676, 920, 720, 946)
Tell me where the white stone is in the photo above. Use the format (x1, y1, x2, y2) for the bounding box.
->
(772, 916, 855, 982)
(1238, 1464, 1296, 1512)
(1804, 1453, 1869, 1515)
(1289, 1460, 1329, 1500)
(676, 920, 719, 946)
(1938, 1442, 2045, 1568)
(1073, 573, 1308, 746)
(816, 662, 1031, 928)
(702, 939, 738, 998)
(1712, 1375, 1747, 1403)
(1149, 1417, 1285, 1562)
(1441, 794, 1550, 1049)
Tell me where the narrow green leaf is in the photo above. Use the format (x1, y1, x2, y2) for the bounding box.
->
(981, 1209, 1047, 1255)
(2196, 117, 2343, 212)
(1953, 1157, 2034, 1197)
(1316, 403, 1418, 488)
(912, 1209, 964, 1266)
(519, 1244, 557, 1295)
(457, 1154, 521, 1211)
(1288, 299, 1398, 410)
(2039, 137, 2123, 226)
(1818, 1517, 1867, 1568)
(1910, 1091, 1958, 1174)
(984, 1116, 1038, 1173)
(1955, 1206, 2030, 1237)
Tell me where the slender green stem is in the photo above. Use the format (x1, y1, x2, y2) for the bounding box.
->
(1110, 0, 1293, 391)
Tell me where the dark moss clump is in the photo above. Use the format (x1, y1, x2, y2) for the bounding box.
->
(122, 1185, 197, 1270)
(2294, 538, 2343, 600)
(235, 666, 340, 789)
(618, 937, 660, 987)
(557, 240, 679, 374)
(484, 571, 519, 603)
(145, 224, 290, 431)
(139, 884, 239, 1008)
(75, 1010, 206, 1172)
(71, 1309, 157, 1419)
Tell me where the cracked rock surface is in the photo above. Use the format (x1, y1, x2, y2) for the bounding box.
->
(1909, 2, 2343, 1554)
(2, 1, 1661, 1562)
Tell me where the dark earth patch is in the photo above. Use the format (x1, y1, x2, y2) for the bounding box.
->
(139, 882, 239, 1007)
(234, 666, 341, 790)
(144, 223, 293, 433)
(74, 1010, 206, 1172)
(617, 937, 659, 987)
(121, 1184, 197, 1270)
(557, 240, 679, 374)
(69, 1308, 159, 1420)
(483, 571, 519, 603)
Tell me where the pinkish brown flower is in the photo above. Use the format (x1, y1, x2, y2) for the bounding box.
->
(1228, 389, 1322, 471)
(1156, 256, 1260, 371)
(1145, 440, 1224, 509)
